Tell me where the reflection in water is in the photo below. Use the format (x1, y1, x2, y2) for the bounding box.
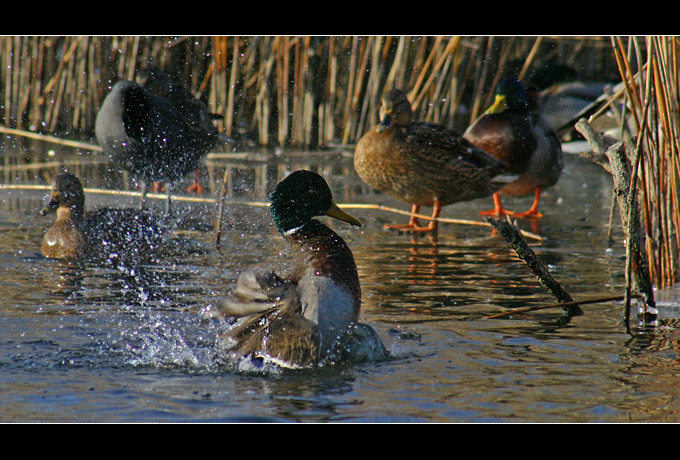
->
(403, 234, 441, 286)
(248, 368, 361, 422)
(2, 142, 680, 422)
(28, 233, 217, 313)
(354, 225, 561, 321)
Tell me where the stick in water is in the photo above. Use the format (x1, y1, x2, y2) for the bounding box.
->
(484, 216, 583, 317)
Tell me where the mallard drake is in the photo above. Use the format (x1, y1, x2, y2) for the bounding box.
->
(40, 172, 166, 264)
(216, 170, 386, 369)
(463, 78, 563, 218)
(95, 80, 225, 212)
(354, 89, 511, 232)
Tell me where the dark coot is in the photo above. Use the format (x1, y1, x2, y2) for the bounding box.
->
(136, 67, 224, 133)
(95, 80, 224, 210)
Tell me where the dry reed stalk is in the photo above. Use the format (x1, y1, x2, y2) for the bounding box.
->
(253, 37, 274, 146)
(2, 38, 10, 125)
(27, 37, 44, 130)
(276, 37, 289, 146)
(290, 38, 302, 145)
(349, 37, 373, 143)
(321, 38, 334, 146)
(468, 37, 495, 123)
(354, 38, 384, 141)
(517, 36, 543, 81)
(0, 36, 623, 149)
(17, 37, 35, 131)
(383, 36, 406, 93)
(608, 37, 680, 289)
(226, 37, 238, 138)
(409, 36, 445, 110)
(346, 203, 543, 242)
(427, 52, 453, 122)
(0, 125, 103, 151)
(412, 37, 459, 115)
(340, 37, 360, 145)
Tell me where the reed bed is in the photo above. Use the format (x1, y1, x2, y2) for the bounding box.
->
(0, 36, 618, 147)
(593, 36, 680, 289)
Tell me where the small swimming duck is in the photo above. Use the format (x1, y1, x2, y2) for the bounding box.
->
(40, 172, 166, 264)
(354, 89, 511, 232)
(95, 80, 225, 212)
(463, 78, 563, 218)
(216, 170, 386, 369)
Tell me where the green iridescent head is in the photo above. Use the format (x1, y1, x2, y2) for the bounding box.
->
(485, 78, 530, 115)
(269, 170, 361, 233)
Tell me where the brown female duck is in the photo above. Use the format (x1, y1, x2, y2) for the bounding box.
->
(354, 89, 511, 232)
(40, 172, 166, 264)
(463, 78, 563, 218)
(215, 170, 386, 369)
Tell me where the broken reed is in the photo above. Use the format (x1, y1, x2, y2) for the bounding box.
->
(601, 36, 680, 288)
(0, 36, 616, 149)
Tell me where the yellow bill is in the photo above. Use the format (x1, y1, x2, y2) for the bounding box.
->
(325, 201, 361, 227)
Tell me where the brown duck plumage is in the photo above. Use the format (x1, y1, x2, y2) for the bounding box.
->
(40, 172, 166, 264)
(354, 89, 511, 232)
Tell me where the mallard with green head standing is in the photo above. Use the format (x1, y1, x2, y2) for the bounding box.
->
(215, 170, 386, 369)
(354, 89, 511, 232)
(463, 78, 563, 218)
(40, 172, 166, 264)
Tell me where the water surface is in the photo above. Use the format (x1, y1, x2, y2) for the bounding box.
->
(1, 142, 679, 423)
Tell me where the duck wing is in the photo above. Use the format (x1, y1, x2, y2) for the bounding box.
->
(220, 267, 298, 317)
(527, 113, 564, 186)
(218, 267, 324, 367)
(399, 122, 516, 201)
(405, 122, 508, 173)
(220, 312, 320, 368)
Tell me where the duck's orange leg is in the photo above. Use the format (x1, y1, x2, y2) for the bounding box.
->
(479, 193, 515, 217)
(186, 169, 203, 196)
(152, 182, 166, 193)
(512, 188, 544, 218)
(384, 204, 423, 231)
(385, 201, 441, 233)
(409, 200, 441, 233)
